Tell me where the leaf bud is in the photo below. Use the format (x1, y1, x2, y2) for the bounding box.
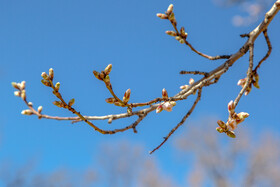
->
(226, 131, 236, 138)
(104, 64, 112, 75)
(123, 89, 131, 103)
(165, 30, 177, 36)
(169, 12, 175, 21)
(156, 13, 168, 19)
(55, 82, 60, 91)
(156, 105, 163, 113)
(114, 102, 124, 107)
(21, 109, 33, 115)
(41, 79, 51, 87)
(68, 98, 75, 107)
(217, 120, 227, 129)
(216, 127, 224, 133)
(103, 75, 110, 83)
(106, 97, 116, 104)
(37, 106, 43, 113)
(11, 82, 20, 90)
(53, 101, 63, 108)
(93, 71, 103, 81)
(179, 39, 185, 44)
(253, 81, 260, 89)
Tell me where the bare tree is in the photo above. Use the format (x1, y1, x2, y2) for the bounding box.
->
(174, 119, 280, 187)
(11, 1, 280, 153)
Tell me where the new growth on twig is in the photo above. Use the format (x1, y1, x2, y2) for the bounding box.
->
(12, 1, 280, 153)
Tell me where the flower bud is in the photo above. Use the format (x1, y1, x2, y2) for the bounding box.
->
(162, 88, 168, 99)
(227, 119, 237, 131)
(237, 112, 249, 121)
(49, 68, 54, 80)
(170, 101, 176, 106)
(68, 98, 75, 107)
(104, 64, 112, 75)
(41, 72, 48, 80)
(228, 100, 234, 114)
(93, 70, 102, 80)
(28, 102, 33, 106)
(123, 89, 131, 103)
(11, 82, 20, 90)
(106, 97, 116, 104)
(237, 78, 246, 86)
(163, 102, 173, 112)
(20, 81, 26, 90)
(55, 82, 60, 91)
(21, 90, 26, 100)
(216, 127, 224, 133)
(41, 79, 51, 87)
(156, 13, 168, 19)
(156, 105, 163, 113)
(166, 4, 174, 14)
(14, 91, 20, 97)
(180, 85, 189, 90)
(165, 30, 177, 36)
(226, 131, 236, 138)
(217, 120, 226, 129)
(189, 78, 195, 85)
(37, 106, 43, 113)
(21, 109, 33, 115)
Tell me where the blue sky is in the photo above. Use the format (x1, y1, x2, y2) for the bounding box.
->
(1, 0, 280, 186)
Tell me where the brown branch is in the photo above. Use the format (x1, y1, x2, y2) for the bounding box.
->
(253, 29, 272, 73)
(150, 88, 202, 154)
(234, 43, 254, 108)
(180, 70, 209, 76)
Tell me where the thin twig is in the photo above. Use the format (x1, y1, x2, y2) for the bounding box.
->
(180, 70, 209, 76)
(234, 43, 254, 108)
(150, 88, 202, 154)
(253, 29, 272, 73)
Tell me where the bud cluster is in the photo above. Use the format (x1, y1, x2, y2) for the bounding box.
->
(93, 64, 112, 82)
(12, 81, 27, 100)
(216, 100, 249, 138)
(156, 101, 176, 113)
(157, 4, 177, 25)
(41, 68, 55, 87)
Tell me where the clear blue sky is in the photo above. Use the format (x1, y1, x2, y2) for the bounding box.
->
(0, 0, 280, 186)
